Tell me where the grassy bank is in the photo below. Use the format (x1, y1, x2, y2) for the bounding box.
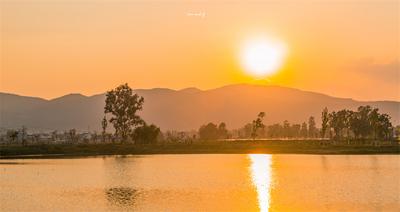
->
(1, 140, 399, 159)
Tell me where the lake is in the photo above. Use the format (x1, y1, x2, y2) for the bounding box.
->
(1, 154, 399, 211)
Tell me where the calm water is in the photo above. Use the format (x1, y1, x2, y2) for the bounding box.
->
(1, 154, 399, 211)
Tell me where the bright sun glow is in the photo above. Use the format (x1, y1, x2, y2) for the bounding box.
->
(240, 37, 287, 77)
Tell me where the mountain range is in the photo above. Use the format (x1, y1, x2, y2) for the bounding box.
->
(1, 84, 399, 132)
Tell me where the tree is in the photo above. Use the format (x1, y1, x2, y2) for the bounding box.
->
(68, 129, 77, 144)
(251, 112, 265, 139)
(376, 114, 393, 140)
(300, 122, 308, 138)
(267, 123, 283, 138)
(329, 111, 348, 140)
(199, 123, 219, 140)
(308, 116, 317, 138)
(394, 125, 400, 139)
(321, 107, 329, 138)
(104, 83, 144, 142)
(217, 122, 228, 139)
(282, 120, 290, 138)
(132, 124, 161, 144)
(51, 130, 58, 142)
(6, 130, 18, 145)
(101, 115, 108, 142)
(241, 123, 253, 138)
(290, 124, 301, 138)
(356, 106, 373, 139)
(20, 126, 27, 146)
(326, 105, 394, 141)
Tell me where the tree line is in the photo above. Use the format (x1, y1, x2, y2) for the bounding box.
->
(321, 106, 393, 140)
(2, 84, 397, 145)
(99, 83, 396, 142)
(198, 107, 395, 141)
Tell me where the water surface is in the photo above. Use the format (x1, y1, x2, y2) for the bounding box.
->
(1, 154, 399, 211)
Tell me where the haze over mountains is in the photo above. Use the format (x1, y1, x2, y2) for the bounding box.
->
(1, 84, 399, 132)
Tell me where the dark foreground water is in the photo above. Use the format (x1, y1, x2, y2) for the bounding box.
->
(1, 154, 399, 211)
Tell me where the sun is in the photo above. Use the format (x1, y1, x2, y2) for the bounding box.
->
(240, 37, 287, 77)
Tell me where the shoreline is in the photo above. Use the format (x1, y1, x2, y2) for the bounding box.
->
(1, 141, 399, 159)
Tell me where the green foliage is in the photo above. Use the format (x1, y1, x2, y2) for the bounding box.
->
(104, 83, 144, 142)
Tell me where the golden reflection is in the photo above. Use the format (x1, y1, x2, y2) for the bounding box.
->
(249, 154, 272, 212)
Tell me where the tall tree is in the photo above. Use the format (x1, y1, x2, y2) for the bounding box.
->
(329, 110, 349, 140)
(369, 108, 380, 139)
(308, 116, 317, 138)
(376, 113, 393, 140)
(20, 126, 27, 146)
(101, 115, 108, 142)
(104, 83, 144, 142)
(251, 112, 265, 139)
(68, 129, 77, 144)
(357, 106, 373, 139)
(218, 122, 228, 139)
(283, 120, 290, 138)
(300, 122, 308, 138)
(321, 107, 329, 138)
(290, 124, 301, 138)
(7, 130, 18, 145)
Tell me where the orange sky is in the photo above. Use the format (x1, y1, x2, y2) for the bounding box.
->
(1, 0, 399, 100)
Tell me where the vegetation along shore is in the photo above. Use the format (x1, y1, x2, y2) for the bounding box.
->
(1, 140, 399, 159)
(1, 84, 399, 158)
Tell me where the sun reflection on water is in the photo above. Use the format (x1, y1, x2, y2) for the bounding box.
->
(249, 154, 272, 212)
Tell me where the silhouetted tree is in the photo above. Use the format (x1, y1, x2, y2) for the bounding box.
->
(308, 116, 317, 138)
(290, 124, 301, 138)
(6, 130, 18, 145)
(376, 113, 393, 140)
(321, 107, 329, 138)
(283, 120, 290, 138)
(251, 112, 265, 139)
(101, 115, 108, 142)
(132, 123, 161, 144)
(20, 126, 27, 146)
(218, 122, 228, 139)
(300, 122, 308, 138)
(51, 130, 58, 142)
(199, 123, 219, 140)
(267, 123, 283, 138)
(394, 125, 400, 139)
(242, 123, 253, 138)
(68, 129, 77, 144)
(104, 83, 144, 142)
(327, 105, 393, 141)
(330, 110, 350, 140)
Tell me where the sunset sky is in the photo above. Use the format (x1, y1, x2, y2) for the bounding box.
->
(1, 0, 399, 101)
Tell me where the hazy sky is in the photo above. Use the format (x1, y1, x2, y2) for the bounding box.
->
(1, 0, 399, 100)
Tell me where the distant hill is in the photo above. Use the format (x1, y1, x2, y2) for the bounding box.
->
(1, 84, 399, 132)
